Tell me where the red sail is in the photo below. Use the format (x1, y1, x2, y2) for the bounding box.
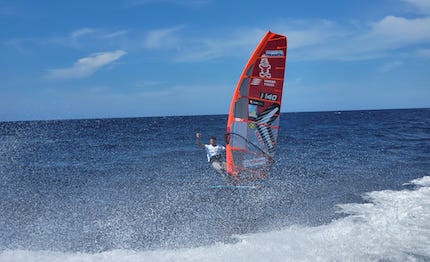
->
(226, 31, 287, 180)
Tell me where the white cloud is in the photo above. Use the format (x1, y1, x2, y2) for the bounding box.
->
(5, 1, 430, 64)
(69, 28, 130, 40)
(161, 10, 430, 62)
(46, 50, 127, 79)
(281, 19, 350, 50)
(173, 28, 265, 62)
(270, 14, 430, 61)
(379, 61, 403, 72)
(179, 3, 428, 63)
(141, 27, 266, 62)
(70, 28, 96, 39)
(401, 0, 430, 14)
(2, 27, 131, 53)
(143, 26, 184, 49)
(103, 30, 129, 39)
(361, 16, 430, 50)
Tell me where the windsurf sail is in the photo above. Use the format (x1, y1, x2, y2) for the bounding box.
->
(226, 31, 287, 180)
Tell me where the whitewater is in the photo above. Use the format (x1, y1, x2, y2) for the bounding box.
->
(1, 176, 429, 261)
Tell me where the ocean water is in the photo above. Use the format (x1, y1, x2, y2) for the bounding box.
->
(0, 108, 429, 261)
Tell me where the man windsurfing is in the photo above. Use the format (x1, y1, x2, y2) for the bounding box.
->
(196, 133, 232, 183)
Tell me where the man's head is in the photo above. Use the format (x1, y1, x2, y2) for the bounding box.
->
(209, 136, 217, 146)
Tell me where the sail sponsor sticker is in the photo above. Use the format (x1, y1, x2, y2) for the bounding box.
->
(260, 92, 278, 101)
(259, 54, 271, 78)
(251, 78, 276, 87)
(264, 79, 276, 87)
(250, 78, 262, 86)
(248, 104, 258, 118)
(265, 50, 284, 57)
(249, 99, 264, 107)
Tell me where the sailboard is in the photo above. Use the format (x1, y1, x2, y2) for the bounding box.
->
(210, 185, 259, 189)
(226, 31, 287, 181)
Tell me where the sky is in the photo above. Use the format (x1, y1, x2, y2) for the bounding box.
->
(1, 0, 430, 121)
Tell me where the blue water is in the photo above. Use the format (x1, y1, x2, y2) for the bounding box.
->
(0, 109, 429, 261)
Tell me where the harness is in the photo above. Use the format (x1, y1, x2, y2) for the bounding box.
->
(210, 154, 222, 163)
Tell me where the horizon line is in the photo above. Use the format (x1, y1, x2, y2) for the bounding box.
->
(1, 106, 428, 124)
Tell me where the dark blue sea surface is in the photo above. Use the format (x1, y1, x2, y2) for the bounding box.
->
(0, 109, 429, 259)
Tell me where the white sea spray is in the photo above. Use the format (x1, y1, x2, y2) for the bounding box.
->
(1, 176, 429, 262)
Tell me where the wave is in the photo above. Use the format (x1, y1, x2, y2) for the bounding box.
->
(1, 176, 429, 262)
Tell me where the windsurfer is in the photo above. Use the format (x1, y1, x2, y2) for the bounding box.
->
(196, 133, 232, 183)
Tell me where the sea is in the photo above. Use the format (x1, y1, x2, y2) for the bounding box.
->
(0, 108, 429, 261)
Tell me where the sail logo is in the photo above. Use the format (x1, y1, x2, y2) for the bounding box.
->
(250, 78, 262, 85)
(260, 92, 278, 101)
(264, 79, 276, 87)
(249, 99, 264, 107)
(251, 78, 276, 87)
(266, 50, 284, 57)
(255, 104, 280, 154)
(248, 104, 258, 118)
(259, 54, 271, 78)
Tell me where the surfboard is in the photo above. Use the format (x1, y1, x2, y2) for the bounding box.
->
(225, 31, 287, 181)
(210, 185, 259, 189)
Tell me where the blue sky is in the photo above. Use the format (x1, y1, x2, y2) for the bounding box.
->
(1, 0, 430, 121)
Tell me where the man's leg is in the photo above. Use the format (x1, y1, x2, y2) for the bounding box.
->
(211, 160, 231, 185)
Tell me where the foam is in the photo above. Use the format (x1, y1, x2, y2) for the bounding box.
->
(1, 176, 429, 262)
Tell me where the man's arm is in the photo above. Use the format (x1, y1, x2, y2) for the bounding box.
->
(196, 133, 205, 148)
